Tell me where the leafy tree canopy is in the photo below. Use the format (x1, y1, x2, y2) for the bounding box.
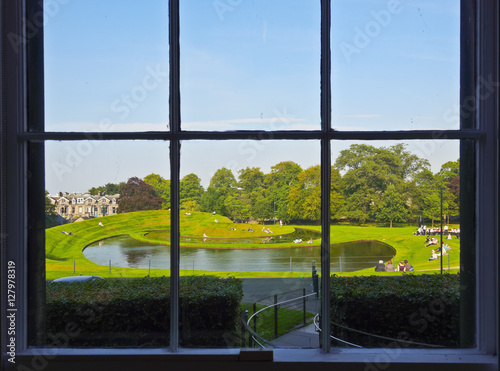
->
(118, 177, 163, 213)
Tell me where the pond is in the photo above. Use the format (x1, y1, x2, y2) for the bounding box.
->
(83, 231, 396, 273)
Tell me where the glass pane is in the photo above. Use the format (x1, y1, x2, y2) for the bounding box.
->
(44, 0, 169, 132)
(330, 140, 465, 348)
(179, 140, 321, 348)
(331, 1, 460, 130)
(180, 0, 320, 131)
(44, 140, 171, 347)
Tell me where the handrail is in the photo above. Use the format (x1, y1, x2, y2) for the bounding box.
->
(241, 289, 318, 348)
(314, 314, 445, 348)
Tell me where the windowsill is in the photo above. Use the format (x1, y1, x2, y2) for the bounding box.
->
(16, 347, 498, 366)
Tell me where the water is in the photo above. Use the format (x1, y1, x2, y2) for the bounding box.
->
(83, 232, 396, 273)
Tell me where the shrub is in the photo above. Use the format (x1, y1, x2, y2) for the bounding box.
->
(330, 274, 460, 347)
(46, 276, 243, 347)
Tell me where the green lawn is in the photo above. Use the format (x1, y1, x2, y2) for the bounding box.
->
(45, 210, 460, 279)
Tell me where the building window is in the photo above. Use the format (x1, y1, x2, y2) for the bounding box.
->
(1, 0, 498, 370)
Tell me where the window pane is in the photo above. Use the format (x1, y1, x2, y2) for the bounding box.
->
(44, 0, 169, 132)
(180, 0, 320, 131)
(330, 140, 466, 348)
(179, 140, 321, 347)
(331, 1, 460, 130)
(44, 140, 171, 347)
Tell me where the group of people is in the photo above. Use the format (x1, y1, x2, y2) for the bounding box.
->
(428, 244, 452, 261)
(262, 227, 273, 234)
(375, 259, 413, 272)
(414, 225, 460, 238)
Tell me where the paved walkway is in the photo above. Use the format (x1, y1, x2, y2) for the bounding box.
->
(272, 323, 320, 348)
(241, 277, 321, 348)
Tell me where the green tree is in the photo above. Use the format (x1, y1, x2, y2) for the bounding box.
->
(144, 173, 171, 210)
(238, 167, 265, 194)
(251, 192, 272, 224)
(45, 191, 60, 228)
(335, 144, 428, 223)
(88, 182, 125, 195)
(224, 194, 251, 222)
(376, 184, 409, 227)
(180, 173, 204, 205)
(288, 165, 321, 222)
(200, 168, 237, 217)
(118, 177, 163, 213)
(265, 161, 302, 222)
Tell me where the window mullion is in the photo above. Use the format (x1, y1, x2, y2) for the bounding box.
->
(169, 0, 181, 352)
(320, 0, 332, 352)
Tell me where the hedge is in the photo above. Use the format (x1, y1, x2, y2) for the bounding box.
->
(330, 274, 460, 348)
(46, 276, 243, 348)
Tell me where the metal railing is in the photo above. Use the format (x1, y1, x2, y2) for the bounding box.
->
(241, 289, 319, 348)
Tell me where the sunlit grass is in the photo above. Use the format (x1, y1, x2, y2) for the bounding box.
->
(45, 210, 460, 280)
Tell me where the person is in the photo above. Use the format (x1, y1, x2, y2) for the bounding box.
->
(429, 252, 439, 261)
(214, 218, 219, 223)
(404, 259, 413, 271)
(397, 261, 405, 271)
(375, 260, 386, 272)
(212, 211, 216, 216)
(230, 227, 236, 231)
(266, 227, 273, 233)
(447, 233, 452, 240)
(385, 260, 395, 272)
(279, 220, 283, 227)
(425, 235, 430, 243)
(203, 233, 209, 238)
(425, 237, 438, 247)
(98, 221, 104, 227)
(307, 237, 313, 244)
(248, 228, 255, 232)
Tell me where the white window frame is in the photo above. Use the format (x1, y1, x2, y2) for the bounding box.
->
(1, 0, 498, 370)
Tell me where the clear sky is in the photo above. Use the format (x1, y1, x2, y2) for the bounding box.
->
(44, 0, 460, 194)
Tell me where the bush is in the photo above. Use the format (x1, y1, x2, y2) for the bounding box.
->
(46, 276, 243, 347)
(330, 274, 460, 347)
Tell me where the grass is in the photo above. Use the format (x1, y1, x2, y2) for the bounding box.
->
(45, 210, 460, 280)
(241, 302, 315, 342)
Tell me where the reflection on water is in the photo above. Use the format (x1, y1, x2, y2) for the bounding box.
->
(146, 228, 322, 245)
(83, 233, 396, 273)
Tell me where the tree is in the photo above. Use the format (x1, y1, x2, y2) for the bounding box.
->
(88, 182, 125, 195)
(238, 167, 264, 195)
(200, 168, 237, 216)
(144, 173, 170, 209)
(180, 173, 204, 204)
(288, 165, 321, 222)
(45, 190, 60, 228)
(224, 194, 251, 222)
(118, 177, 163, 213)
(265, 161, 302, 222)
(335, 144, 429, 223)
(376, 184, 409, 227)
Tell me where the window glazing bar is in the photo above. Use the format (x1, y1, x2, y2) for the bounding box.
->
(320, 0, 331, 352)
(19, 129, 485, 142)
(169, 0, 181, 352)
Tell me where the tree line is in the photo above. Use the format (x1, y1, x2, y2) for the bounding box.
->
(85, 144, 461, 226)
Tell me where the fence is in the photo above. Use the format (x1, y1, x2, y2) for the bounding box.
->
(241, 288, 319, 348)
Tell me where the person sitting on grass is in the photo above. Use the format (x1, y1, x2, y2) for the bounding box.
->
(397, 261, 405, 271)
(385, 260, 395, 272)
(375, 260, 386, 272)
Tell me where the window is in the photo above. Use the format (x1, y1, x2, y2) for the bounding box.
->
(1, 1, 498, 371)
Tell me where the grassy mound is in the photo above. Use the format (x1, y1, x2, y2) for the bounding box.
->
(45, 210, 460, 279)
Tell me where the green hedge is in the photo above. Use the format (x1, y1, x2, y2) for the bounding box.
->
(46, 276, 243, 347)
(330, 274, 460, 348)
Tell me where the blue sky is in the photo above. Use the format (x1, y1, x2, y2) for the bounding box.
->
(44, 0, 460, 194)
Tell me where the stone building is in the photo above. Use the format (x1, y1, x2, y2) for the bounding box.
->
(48, 192, 119, 221)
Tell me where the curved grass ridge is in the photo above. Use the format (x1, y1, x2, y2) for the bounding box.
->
(45, 210, 460, 279)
